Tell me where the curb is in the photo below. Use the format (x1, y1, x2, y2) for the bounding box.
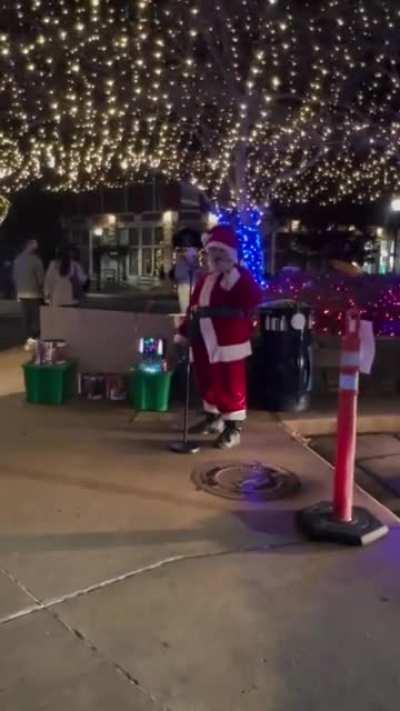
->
(280, 412, 400, 438)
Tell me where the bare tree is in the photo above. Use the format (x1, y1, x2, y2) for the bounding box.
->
(0, 0, 399, 211)
(159, 0, 400, 208)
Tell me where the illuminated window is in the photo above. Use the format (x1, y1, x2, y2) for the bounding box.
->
(127, 225, 165, 277)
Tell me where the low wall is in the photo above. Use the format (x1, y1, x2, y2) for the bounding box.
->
(40, 306, 179, 373)
(314, 334, 400, 395)
(41, 307, 400, 396)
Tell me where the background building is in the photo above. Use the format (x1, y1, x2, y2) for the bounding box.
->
(267, 219, 400, 276)
(61, 177, 210, 289)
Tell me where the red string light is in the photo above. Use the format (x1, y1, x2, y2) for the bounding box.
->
(265, 272, 400, 337)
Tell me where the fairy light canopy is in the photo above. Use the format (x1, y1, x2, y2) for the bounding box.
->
(0, 0, 400, 207)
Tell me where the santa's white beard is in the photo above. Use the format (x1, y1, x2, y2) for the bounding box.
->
(208, 256, 235, 274)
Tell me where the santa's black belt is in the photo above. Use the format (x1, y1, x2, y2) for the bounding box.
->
(196, 307, 245, 319)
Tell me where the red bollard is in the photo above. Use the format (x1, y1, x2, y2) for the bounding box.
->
(333, 309, 361, 522)
(298, 309, 389, 546)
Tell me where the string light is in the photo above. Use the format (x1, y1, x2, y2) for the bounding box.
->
(0, 1, 399, 210)
(265, 271, 400, 338)
(0, 193, 9, 225)
(218, 207, 265, 285)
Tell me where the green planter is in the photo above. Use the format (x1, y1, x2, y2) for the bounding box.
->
(129, 369, 172, 412)
(23, 361, 77, 405)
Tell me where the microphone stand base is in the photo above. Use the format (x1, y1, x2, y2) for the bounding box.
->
(169, 440, 201, 455)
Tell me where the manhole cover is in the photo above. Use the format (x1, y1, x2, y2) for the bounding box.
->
(192, 462, 301, 501)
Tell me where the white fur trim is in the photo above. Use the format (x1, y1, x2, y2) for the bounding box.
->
(218, 342, 252, 362)
(205, 240, 238, 262)
(223, 410, 247, 422)
(203, 401, 219, 414)
(198, 273, 252, 363)
(199, 273, 218, 308)
(198, 274, 220, 363)
(220, 266, 241, 291)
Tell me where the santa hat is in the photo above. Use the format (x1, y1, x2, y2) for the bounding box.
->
(202, 226, 239, 262)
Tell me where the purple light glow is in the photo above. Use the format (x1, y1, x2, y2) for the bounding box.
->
(264, 272, 400, 337)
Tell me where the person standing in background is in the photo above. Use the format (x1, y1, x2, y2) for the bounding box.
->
(69, 245, 90, 295)
(45, 246, 87, 307)
(12, 238, 44, 347)
(172, 247, 201, 314)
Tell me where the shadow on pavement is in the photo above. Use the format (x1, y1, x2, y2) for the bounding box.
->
(0, 510, 301, 555)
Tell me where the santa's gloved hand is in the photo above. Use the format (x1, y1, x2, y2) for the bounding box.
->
(174, 333, 189, 347)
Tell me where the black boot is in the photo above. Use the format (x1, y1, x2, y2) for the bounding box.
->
(214, 421, 242, 449)
(189, 413, 224, 435)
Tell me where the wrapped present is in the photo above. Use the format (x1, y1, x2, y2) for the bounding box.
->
(105, 374, 128, 401)
(78, 373, 106, 400)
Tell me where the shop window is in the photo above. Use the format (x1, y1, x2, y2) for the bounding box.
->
(129, 248, 139, 275)
(127, 224, 165, 278)
(142, 227, 154, 245)
(154, 226, 164, 244)
(117, 228, 129, 245)
(379, 239, 395, 274)
(154, 248, 164, 273)
(129, 228, 139, 245)
(101, 229, 115, 245)
(142, 248, 153, 276)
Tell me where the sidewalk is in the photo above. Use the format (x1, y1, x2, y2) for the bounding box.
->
(0, 349, 400, 710)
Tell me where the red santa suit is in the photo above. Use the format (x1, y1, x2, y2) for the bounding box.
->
(179, 227, 262, 422)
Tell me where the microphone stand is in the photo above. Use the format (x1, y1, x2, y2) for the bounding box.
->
(169, 264, 200, 454)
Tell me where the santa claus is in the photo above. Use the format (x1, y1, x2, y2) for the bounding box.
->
(177, 226, 262, 449)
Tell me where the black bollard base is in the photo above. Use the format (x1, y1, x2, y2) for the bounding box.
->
(298, 501, 389, 546)
(169, 440, 200, 455)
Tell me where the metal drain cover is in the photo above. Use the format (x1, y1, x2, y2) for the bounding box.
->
(192, 462, 300, 501)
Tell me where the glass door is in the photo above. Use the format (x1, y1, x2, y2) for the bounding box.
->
(128, 225, 165, 278)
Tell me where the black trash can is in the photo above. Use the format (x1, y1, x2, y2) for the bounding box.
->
(257, 300, 313, 412)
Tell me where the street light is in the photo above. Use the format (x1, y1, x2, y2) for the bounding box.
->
(390, 197, 400, 212)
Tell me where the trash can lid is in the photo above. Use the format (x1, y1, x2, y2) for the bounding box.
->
(258, 299, 311, 312)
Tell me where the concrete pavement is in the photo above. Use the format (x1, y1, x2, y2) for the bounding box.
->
(0, 348, 400, 710)
(312, 433, 400, 518)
